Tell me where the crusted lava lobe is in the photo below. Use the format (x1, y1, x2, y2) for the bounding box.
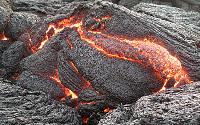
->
(17, 1, 198, 106)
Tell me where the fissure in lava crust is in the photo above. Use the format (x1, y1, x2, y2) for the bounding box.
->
(28, 13, 191, 101)
(51, 69, 78, 100)
(0, 32, 9, 40)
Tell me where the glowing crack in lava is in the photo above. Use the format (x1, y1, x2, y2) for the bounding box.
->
(0, 32, 9, 40)
(67, 60, 92, 89)
(32, 15, 191, 95)
(51, 70, 78, 99)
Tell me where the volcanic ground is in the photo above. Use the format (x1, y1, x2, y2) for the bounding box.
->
(0, 0, 200, 125)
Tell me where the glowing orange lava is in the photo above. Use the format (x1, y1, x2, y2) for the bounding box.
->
(103, 107, 111, 113)
(66, 36, 74, 49)
(0, 32, 9, 40)
(35, 16, 82, 51)
(32, 15, 191, 93)
(51, 70, 78, 99)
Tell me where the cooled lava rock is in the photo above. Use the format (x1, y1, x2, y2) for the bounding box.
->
(20, 44, 59, 77)
(133, 3, 200, 26)
(12, 0, 68, 15)
(98, 104, 132, 125)
(5, 12, 40, 40)
(0, 6, 10, 32)
(0, 0, 12, 13)
(119, 0, 200, 12)
(98, 81, 200, 125)
(119, 0, 173, 9)
(2, 41, 31, 72)
(172, 0, 200, 12)
(0, 40, 12, 61)
(0, 79, 80, 125)
(17, 71, 65, 99)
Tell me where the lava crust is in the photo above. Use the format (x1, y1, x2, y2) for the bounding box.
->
(17, 1, 199, 104)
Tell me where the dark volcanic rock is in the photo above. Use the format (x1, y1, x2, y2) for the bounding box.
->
(172, 0, 200, 12)
(2, 41, 30, 68)
(80, 0, 115, 3)
(95, 1, 200, 80)
(131, 81, 200, 125)
(98, 81, 200, 125)
(0, 0, 12, 13)
(0, 79, 80, 125)
(0, 6, 10, 32)
(0, 40, 12, 62)
(118, 0, 200, 12)
(0, 40, 12, 77)
(119, 0, 172, 9)
(58, 49, 85, 93)
(77, 89, 107, 117)
(118, 0, 141, 9)
(20, 47, 58, 77)
(1, 41, 31, 78)
(5, 12, 40, 40)
(17, 71, 65, 99)
(12, 0, 68, 15)
(133, 3, 200, 26)
(98, 104, 132, 125)
(79, 89, 104, 102)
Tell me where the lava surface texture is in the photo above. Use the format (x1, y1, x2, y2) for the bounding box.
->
(18, 1, 193, 105)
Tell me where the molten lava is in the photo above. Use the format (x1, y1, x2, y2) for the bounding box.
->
(32, 14, 191, 94)
(0, 32, 9, 40)
(103, 107, 111, 113)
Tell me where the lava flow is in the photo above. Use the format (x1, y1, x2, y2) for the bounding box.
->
(32, 14, 191, 94)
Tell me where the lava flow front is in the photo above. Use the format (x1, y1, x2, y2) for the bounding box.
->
(31, 14, 191, 99)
